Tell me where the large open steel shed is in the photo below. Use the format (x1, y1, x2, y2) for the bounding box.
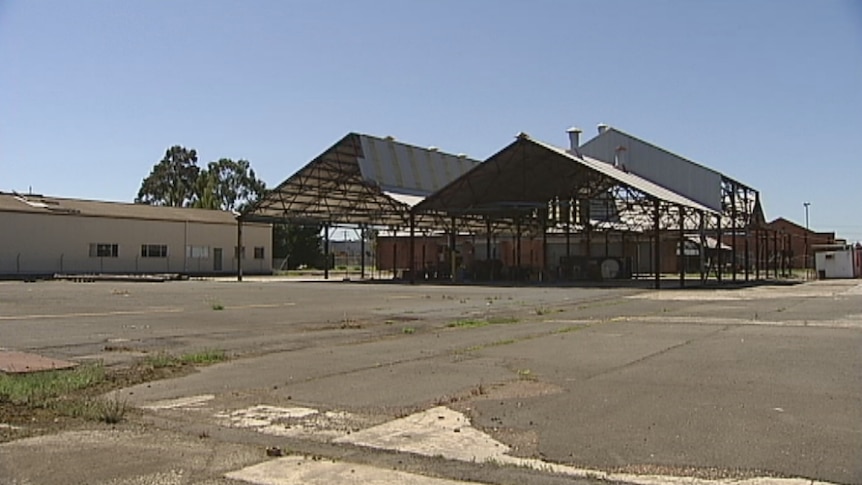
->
(239, 128, 778, 288)
(238, 132, 482, 278)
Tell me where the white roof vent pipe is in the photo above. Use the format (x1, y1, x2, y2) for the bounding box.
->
(597, 123, 609, 135)
(614, 145, 628, 171)
(566, 127, 582, 154)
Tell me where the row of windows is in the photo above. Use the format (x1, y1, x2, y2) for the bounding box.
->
(88, 243, 265, 259)
(89, 243, 118, 258)
(142, 244, 168, 258)
(233, 246, 267, 259)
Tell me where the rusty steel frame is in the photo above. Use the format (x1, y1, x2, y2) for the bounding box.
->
(240, 132, 764, 288)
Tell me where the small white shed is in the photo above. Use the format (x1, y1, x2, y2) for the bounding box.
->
(813, 244, 858, 279)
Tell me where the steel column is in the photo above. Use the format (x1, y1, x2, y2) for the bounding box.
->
(699, 211, 707, 283)
(391, 237, 397, 280)
(236, 219, 243, 282)
(584, 198, 592, 259)
(515, 218, 522, 275)
(542, 216, 548, 282)
(772, 231, 778, 279)
(716, 215, 723, 283)
(731, 187, 738, 281)
(409, 214, 416, 284)
(360, 225, 366, 280)
(654, 199, 661, 290)
(679, 206, 685, 288)
(324, 224, 330, 280)
(450, 217, 457, 282)
(754, 229, 760, 280)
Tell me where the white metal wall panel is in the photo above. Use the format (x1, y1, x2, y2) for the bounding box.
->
(357, 135, 479, 195)
(815, 249, 855, 278)
(0, 211, 271, 275)
(578, 129, 722, 211)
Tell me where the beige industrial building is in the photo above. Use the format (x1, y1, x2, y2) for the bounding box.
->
(0, 192, 271, 277)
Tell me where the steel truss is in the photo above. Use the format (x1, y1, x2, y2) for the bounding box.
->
(239, 133, 769, 288)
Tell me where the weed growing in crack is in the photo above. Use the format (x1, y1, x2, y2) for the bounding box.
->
(95, 392, 128, 424)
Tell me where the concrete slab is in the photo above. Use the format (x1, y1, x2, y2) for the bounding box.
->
(227, 456, 485, 485)
(213, 405, 372, 441)
(335, 406, 837, 485)
(0, 349, 77, 373)
(336, 406, 508, 463)
(0, 428, 261, 485)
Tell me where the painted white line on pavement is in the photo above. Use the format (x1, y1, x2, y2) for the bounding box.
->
(226, 456, 483, 485)
(140, 394, 215, 410)
(0, 307, 184, 321)
(336, 406, 835, 485)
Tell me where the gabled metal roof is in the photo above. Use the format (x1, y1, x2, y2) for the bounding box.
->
(0, 192, 245, 225)
(356, 135, 478, 196)
(241, 133, 480, 227)
(414, 134, 717, 221)
(534, 137, 717, 214)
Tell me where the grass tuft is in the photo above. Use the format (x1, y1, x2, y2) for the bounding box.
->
(144, 352, 178, 369)
(180, 349, 227, 365)
(0, 363, 105, 406)
(487, 316, 519, 325)
(447, 316, 520, 329)
(517, 368, 536, 381)
(447, 319, 488, 329)
(145, 349, 227, 368)
(455, 338, 517, 354)
(94, 392, 128, 423)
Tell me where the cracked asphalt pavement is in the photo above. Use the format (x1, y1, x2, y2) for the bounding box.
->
(0, 278, 860, 484)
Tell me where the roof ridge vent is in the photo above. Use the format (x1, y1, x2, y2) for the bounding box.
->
(516, 132, 531, 140)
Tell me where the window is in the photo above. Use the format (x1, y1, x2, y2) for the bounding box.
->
(141, 244, 168, 258)
(186, 245, 210, 259)
(235, 246, 246, 259)
(89, 243, 118, 258)
(253, 246, 265, 259)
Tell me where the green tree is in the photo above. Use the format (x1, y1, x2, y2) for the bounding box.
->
(135, 146, 201, 207)
(192, 172, 220, 210)
(272, 223, 324, 270)
(137, 148, 266, 212)
(137, 146, 321, 269)
(200, 158, 266, 212)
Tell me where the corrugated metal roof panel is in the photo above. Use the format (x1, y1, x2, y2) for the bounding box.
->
(357, 135, 480, 195)
(578, 127, 723, 211)
(529, 138, 718, 214)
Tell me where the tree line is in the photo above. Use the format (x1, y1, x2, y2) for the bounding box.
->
(135, 145, 323, 269)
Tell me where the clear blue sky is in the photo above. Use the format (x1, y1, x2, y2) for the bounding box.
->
(2, 1, 860, 240)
